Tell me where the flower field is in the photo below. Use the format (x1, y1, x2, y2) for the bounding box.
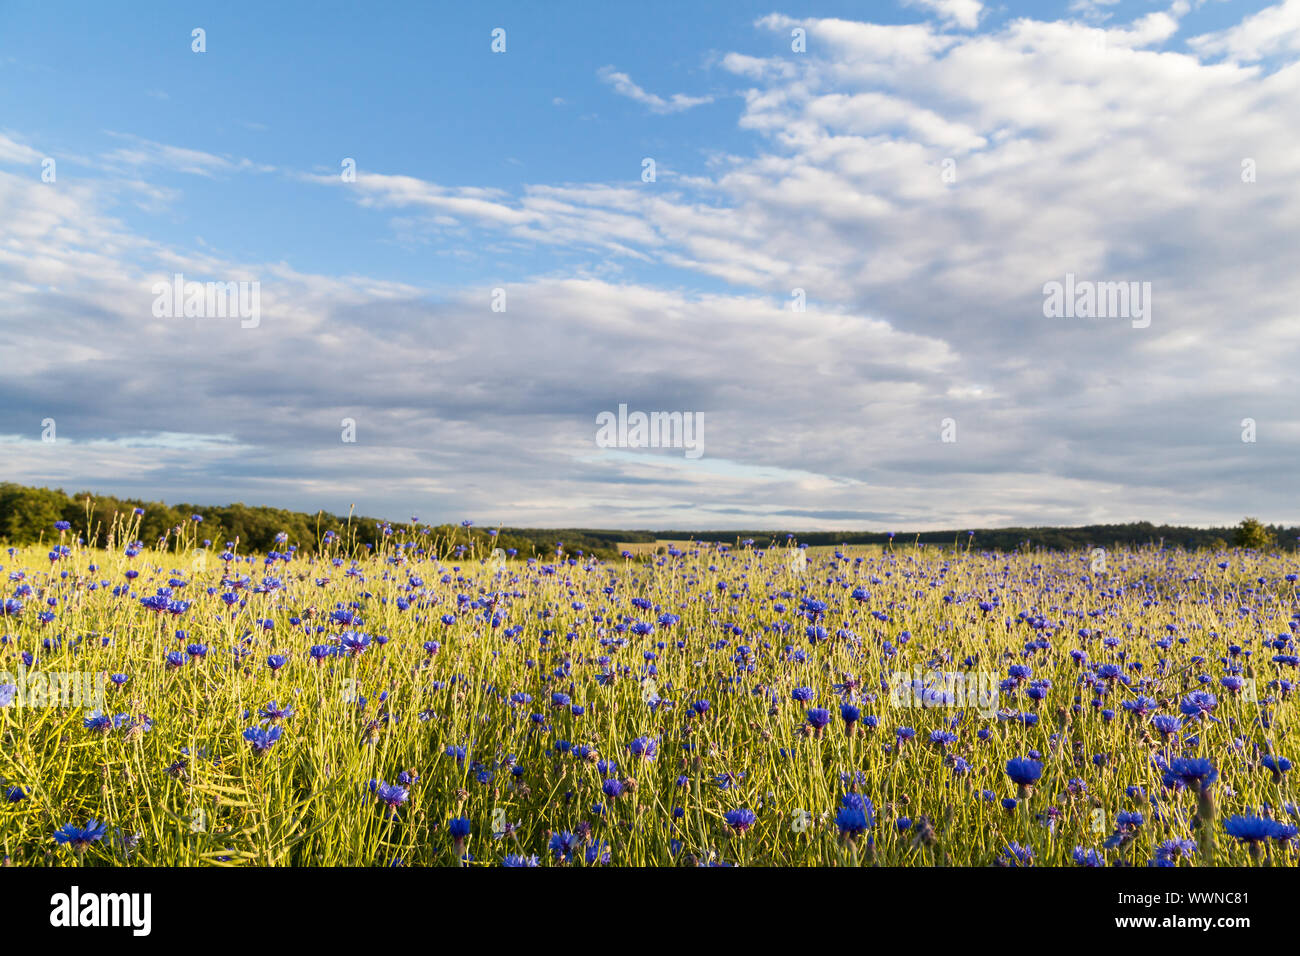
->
(1, 516, 1297, 867)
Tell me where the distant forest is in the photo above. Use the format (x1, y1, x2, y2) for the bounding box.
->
(0, 482, 1294, 559)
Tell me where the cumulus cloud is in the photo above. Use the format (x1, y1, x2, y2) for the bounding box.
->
(1189, 0, 1300, 61)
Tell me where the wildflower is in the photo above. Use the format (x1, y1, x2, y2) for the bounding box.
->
(339, 631, 372, 656)
(371, 780, 409, 815)
(1163, 757, 1217, 793)
(996, 843, 1034, 867)
(1005, 757, 1043, 796)
(242, 725, 283, 754)
(628, 736, 658, 760)
(54, 820, 108, 850)
(1151, 714, 1182, 738)
(805, 707, 832, 733)
(1262, 755, 1292, 783)
(1223, 814, 1277, 844)
(549, 831, 578, 862)
(1155, 838, 1196, 862)
(724, 808, 757, 834)
(1072, 846, 1105, 867)
(585, 840, 611, 865)
(260, 701, 293, 721)
(1179, 690, 1218, 721)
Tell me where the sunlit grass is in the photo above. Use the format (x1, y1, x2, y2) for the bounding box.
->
(1, 523, 1296, 866)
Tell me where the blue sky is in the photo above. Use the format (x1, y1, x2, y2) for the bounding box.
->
(1, 0, 1259, 286)
(2, 0, 1299, 529)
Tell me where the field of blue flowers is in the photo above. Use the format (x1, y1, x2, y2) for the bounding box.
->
(1, 512, 1296, 866)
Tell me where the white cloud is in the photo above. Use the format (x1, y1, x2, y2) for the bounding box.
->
(903, 0, 983, 31)
(597, 66, 714, 113)
(101, 133, 275, 177)
(1068, 0, 1123, 24)
(0, 131, 44, 165)
(1189, 0, 1300, 61)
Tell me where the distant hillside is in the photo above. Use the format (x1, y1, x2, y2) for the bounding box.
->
(0, 483, 1293, 558)
(635, 523, 1299, 553)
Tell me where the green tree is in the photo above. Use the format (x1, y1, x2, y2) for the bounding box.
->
(1233, 517, 1275, 550)
(0, 483, 68, 543)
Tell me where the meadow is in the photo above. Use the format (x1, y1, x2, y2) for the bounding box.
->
(1, 514, 1296, 867)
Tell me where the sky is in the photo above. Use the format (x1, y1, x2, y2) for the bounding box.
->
(1, 0, 1298, 531)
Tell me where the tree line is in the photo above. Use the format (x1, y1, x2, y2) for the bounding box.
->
(0, 483, 1291, 558)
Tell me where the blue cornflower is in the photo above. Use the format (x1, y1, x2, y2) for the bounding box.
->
(834, 804, 870, 836)
(628, 736, 659, 760)
(724, 808, 757, 834)
(1156, 838, 1196, 862)
(1151, 714, 1182, 738)
(549, 831, 578, 862)
(1072, 846, 1105, 867)
(339, 631, 372, 655)
(1163, 756, 1217, 793)
(54, 819, 108, 850)
(840, 792, 874, 821)
(242, 725, 283, 754)
(1262, 755, 1292, 780)
(1005, 757, 1043, 787)
(371, 780, 409, 814)
(1116, 810, 1144, 830)
(1179, 690, 1218, 720)
(448, 817, 472, 840)
(259, 700, 293, 721)
(1223, 815, 1278, 844)
(806, 707, 832, 731)
(585, 840, 611, 865)
(998, 842, 1034, 866)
